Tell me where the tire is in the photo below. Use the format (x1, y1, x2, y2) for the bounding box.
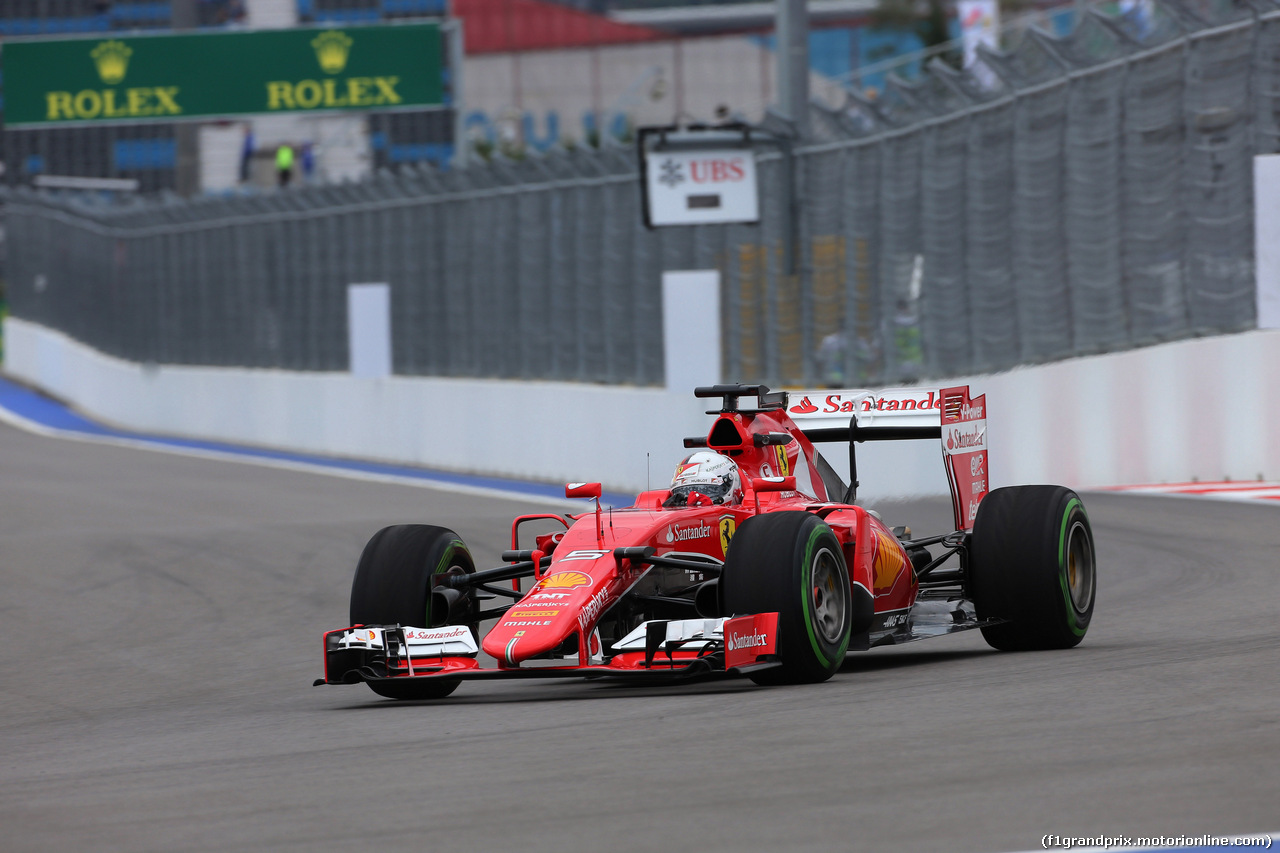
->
(720, 511, 853, 685)
(349, 525, 476, 700)
(969, 486, 1096, 651)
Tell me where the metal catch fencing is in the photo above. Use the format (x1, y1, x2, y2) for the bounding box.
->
(4, 0, 1279, 388)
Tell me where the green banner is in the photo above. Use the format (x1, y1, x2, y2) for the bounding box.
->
(1, 23, 443, 127)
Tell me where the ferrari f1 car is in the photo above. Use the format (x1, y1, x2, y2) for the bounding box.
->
(316, 384, 1096, 699)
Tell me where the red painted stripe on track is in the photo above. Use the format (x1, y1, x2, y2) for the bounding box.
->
(1102, 481, 1280, 504)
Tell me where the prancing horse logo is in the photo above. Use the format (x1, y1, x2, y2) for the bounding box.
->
(718, 516, 736, 557)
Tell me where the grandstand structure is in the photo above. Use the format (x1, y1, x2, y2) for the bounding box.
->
(0, 0, 948, 192)
(0, 0, 231, 192)
(0, 0, 457, 191)
(6, 0, 1274, 389)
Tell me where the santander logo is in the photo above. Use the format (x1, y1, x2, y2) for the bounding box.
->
(947, 425, 985, 451)
(726, 630, 769, 652)
(405, 626, 469, 641)
(790, 392, 942, 415)
(666, 521, 713, 544)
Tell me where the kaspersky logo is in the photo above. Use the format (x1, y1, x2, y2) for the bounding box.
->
(311, 30, 352, 74)
(91, 40, 131, 85)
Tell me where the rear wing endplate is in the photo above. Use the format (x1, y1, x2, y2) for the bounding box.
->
(786, 387, 988, 531)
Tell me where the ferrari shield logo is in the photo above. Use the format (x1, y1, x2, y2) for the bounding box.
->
(718, 517, 737, 556)
(773, 444, 790, 476)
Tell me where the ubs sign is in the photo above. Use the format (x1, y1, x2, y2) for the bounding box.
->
(2, 23, 443, 127)
(644, 147, 760, 227)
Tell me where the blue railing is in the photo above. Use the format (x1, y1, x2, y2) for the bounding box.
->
(114, 139, 176, 170)
(297, 0, 446, 19)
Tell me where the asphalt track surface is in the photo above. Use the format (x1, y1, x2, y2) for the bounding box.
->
(2, 419, 1278, 853)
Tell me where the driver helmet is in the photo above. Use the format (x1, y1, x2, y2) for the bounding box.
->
(668, 451, 743, 506)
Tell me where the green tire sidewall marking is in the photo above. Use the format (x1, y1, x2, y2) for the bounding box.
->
(798, 523, 851, 668)
(426, 539, 467, 626)
(1057, 499, 1088, 637)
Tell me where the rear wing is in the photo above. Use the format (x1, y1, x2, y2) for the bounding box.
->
(786, 387, 988, 531)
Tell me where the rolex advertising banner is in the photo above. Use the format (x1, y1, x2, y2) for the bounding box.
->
(1, 23, 443, 127)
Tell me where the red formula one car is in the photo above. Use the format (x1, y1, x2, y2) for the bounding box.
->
(316, 384, 1097, 699)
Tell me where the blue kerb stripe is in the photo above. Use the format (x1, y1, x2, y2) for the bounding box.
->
(0, 376, 635, 507)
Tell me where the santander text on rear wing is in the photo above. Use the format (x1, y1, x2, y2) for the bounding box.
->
(939, 386, 988, 530)
(785, 386, 988, 531)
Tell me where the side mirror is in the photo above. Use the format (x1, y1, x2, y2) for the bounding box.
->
(750, 476, 796, 515)
(751, 476, 796, 493)
(565, 482, 603, 500)
(566, 482, 605, 546)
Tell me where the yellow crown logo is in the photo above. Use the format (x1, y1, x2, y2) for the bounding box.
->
(311, 30, 353, 75)
(91, 40, 132, 85)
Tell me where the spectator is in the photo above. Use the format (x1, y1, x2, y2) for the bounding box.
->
(816, 330, 847, 388)
(853, 330, 882, 386)
(276, 144, 294, 188)
(239, 127, 253, 184)
(893, 299, 923, 382)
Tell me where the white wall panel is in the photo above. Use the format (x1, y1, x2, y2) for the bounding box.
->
(6, 316, 1279, 499)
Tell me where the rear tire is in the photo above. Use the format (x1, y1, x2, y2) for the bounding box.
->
(349, 525, 476, 700)
(721, 512, 853, 684)
(969, 486, 1096, 651)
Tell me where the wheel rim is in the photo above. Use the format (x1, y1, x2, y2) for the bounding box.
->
(1065, 520, 1094, 613)
(810, 547, 847, 644)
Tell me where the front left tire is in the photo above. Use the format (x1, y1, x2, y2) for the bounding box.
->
(720, 511, 854, 684)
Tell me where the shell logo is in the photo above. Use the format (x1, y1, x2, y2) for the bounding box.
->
(537, 571, 591, 590)
(873, 530, 907, 589)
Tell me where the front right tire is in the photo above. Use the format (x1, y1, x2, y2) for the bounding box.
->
(349, 524, 476, 699)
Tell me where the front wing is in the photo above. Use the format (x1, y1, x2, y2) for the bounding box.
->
(314, 614, 784, 689)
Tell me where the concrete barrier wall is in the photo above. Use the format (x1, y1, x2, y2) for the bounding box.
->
(1, 317, 711, 493)
(6, 315, 1279, 499)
